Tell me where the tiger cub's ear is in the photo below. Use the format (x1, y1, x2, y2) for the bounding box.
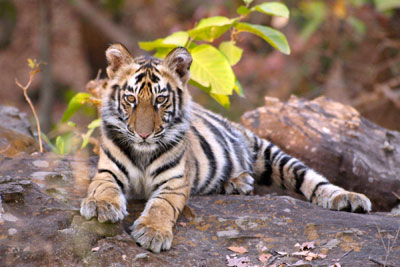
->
(105, 43, 134, 79)
(164, 47, 192, 85)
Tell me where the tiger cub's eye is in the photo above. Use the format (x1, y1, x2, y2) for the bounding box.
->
(155, 96, 167, 104)
(125, 95, 136, 103)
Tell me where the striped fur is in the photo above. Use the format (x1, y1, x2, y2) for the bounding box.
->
(81, 44, 372, 253)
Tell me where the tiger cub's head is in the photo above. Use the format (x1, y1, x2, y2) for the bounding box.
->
(102, 43, 192, 152)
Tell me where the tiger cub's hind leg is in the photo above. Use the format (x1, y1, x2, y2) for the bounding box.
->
(224, 173, 254, 195)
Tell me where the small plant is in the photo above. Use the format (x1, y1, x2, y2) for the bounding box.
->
(140, 0, 290, 108)
(15, 59, 44, 152)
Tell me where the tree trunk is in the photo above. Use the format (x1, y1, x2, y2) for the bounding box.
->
(38, 0, 54, 133)
(241, 95, 400, 211)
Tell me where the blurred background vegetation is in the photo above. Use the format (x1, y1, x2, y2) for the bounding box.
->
(0, 0, 400, 153)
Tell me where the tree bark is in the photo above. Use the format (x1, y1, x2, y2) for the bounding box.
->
(38, 0, 54, 133)
(241, 95, 400, 211)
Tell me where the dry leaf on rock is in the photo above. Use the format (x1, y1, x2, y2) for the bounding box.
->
(226, 255, 251, 267)
(258, 253, 272, 264)
(300, 241, 315, 250)
(228, 246, 248, 254)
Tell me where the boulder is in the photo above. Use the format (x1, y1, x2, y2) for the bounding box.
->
(242, 96, 400, 212)
(0, 153, 399, 266)
(0, 105, 39, 156)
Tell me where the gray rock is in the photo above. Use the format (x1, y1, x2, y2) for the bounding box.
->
(0, 105, 39, 156)
(0, 153, 399, 267)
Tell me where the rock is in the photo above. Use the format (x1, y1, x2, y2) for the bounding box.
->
(0, 153, 399, 266)
(242, 96, 400, 211)
(0, 105, 39, 156)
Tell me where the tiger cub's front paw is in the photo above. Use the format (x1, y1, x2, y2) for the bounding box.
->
(80, 194, 127, 223)
(130, 216, 173, 253)
(329, 191, 372, 213)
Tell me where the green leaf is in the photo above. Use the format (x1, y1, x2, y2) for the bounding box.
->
(55, 136, 65, 155)
(234, 79, 245, 97)
(219, 41, 243, 66)
(237, 5, 251, 15)
(81, 118, 101, 149)
(88, 118, 101, 129)
(235, 22, 290, 55)
(67, 121, 76, 128)
(62, 93, 92, 123)
(139, 31, 189, 51)
(252, 2, 290, 18)
(188, 16, 236, 42)
(210, 93, 230, 109)
(190, 44, 235, 95)
(374, 0, 400, 12)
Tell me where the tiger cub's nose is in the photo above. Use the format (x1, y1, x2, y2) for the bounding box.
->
(138, 132, 151, 139)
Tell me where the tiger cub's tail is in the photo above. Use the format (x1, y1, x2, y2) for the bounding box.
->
(251, 135, 371, 212)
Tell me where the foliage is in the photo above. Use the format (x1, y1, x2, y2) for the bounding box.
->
(139, 0, 291, 108)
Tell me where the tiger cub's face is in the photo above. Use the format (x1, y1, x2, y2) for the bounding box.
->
(103, 44, 192, 152)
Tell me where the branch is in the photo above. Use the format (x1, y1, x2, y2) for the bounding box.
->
(15, 66, 43, 153)
(69, 0, 138, 52)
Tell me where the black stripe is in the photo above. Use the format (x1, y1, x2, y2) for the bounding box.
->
(98, 169, 125, 193)
(151, 150, 185, 178)
(177, 87, 183, 111)
(135, 72, 146, 84)
(150, 73, 160, 83)
(252, 135, 260, 162)
(259, 161, 273, 186)
(102, 146, 130, 180)
(294, 168, 307, 193)
(278, 155, 292, 189)
(153, 196, 177, 218)
(287, 160, 298, 173)
(191, 157, 200, 194)
(310, 181, 330, 202)
(195, 107, 237, 137)
(170, 86, 176, 118)
(271, 150, 281, 163)
(151, 131, 185, 163)
(200, 117, 233, 187)
(153, 174, 184, 192)
(102, 123, 139, 167)
(264, 143, 274, 160)
(196, 112, 246, 175)
(191, 126, 217, 194)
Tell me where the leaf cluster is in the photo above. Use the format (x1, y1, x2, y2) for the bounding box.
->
(139, 0, 290, 108)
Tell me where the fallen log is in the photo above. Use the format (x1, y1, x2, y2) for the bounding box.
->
(242, 96, 400, 211)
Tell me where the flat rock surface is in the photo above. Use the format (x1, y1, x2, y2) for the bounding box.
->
(0, 153, 399, 267)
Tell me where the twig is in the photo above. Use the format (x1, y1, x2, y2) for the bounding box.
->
(15, 64, 43, 152)
(392, 191, 400, 200)
(339, 248, 353, 260)
(266, 254, 279, 266)
(368, 256, 396, 267)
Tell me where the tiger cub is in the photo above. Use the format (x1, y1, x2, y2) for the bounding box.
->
(80, 43, 372, 253)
